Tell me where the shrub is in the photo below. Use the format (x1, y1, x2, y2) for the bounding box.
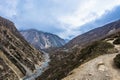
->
(114, 54, 120, 68)
(113, 37, 120, 44)
(81, 41, 114, 55)
(79, 41, 114, 63)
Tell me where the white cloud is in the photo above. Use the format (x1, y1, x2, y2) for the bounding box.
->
(0, 0, 120, 39)
(56, 0, 120, 39)
(58, 29, 81, 39)
(59, 0, 120, 27)
(0, 0, 18, 18)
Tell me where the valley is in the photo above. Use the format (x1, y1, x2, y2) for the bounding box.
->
(0, 16, 120, 80)
(0, 0, 120, 80)
(37, 20, 120, 80)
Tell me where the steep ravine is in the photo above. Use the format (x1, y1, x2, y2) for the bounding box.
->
(23, 52, 50, 80)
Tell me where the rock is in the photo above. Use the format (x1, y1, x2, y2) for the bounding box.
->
(0, 65, 3, 70)
(97, 61, 108, 71)
(98, 65, 106, 71)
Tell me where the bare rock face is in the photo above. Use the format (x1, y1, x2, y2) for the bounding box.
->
(20, 29, 66, 50)
(0, 16, 44, 80)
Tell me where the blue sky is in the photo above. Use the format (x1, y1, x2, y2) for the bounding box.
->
(0, 0, 120, 39)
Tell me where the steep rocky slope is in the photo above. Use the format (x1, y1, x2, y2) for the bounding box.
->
(20, 29, 65, 50)
(38, 20, 120, 80)
(0, 16, 44, 80)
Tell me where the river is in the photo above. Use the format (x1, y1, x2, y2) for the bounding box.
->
(23, 51, 50, 80)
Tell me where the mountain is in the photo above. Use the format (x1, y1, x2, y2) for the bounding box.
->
(38, 19, 120, 80)
(0, 16, 44, 80)
(65, 20, 120, 48)
(20, 29, 66, 50)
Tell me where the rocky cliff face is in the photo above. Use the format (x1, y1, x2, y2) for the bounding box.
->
(20, 29, 66, 50)
(0, 16, 44, 80)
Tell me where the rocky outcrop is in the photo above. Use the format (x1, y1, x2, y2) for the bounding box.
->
(20, 29, 66, 50)
(0, 16, 44, 80)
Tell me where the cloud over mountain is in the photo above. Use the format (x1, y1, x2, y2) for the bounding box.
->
(0, 0, 120, 39)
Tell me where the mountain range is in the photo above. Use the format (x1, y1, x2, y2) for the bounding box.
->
(0, 16, 120, 80)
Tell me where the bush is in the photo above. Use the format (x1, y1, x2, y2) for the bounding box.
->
(81, 41, 114, 55)
(114, 54, 120, 68)
(113, 37, 120, 44)
(80, 41, 114, 63)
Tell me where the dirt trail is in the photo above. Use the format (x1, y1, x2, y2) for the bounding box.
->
(63, 53, 120, 80)
(63, 40, 120, 80)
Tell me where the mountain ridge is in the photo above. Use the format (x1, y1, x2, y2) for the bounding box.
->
(65, 19, 120, 48)
(20, 29, 66, 50)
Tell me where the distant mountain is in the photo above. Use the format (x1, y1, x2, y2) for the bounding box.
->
(0, 16, 43, 80)
(65, 20, 120, 48)
(20, 29, 66, 50)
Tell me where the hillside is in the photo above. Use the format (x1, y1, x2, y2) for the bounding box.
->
(38, 20, 120, 80)
(63, 39, 120, 80)
(65, 20, 120, 48)
(20, 29, 66, 50)
(0, 16, 44, 80)
(63, 53, 120, 80)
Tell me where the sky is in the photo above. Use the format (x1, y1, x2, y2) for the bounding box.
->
(0, 0, 120, 39)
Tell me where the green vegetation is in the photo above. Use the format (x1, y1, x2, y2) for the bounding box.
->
(113, 37, 120, 45)
(114, 54, 120, 68)
(80, 41, 114, 62)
